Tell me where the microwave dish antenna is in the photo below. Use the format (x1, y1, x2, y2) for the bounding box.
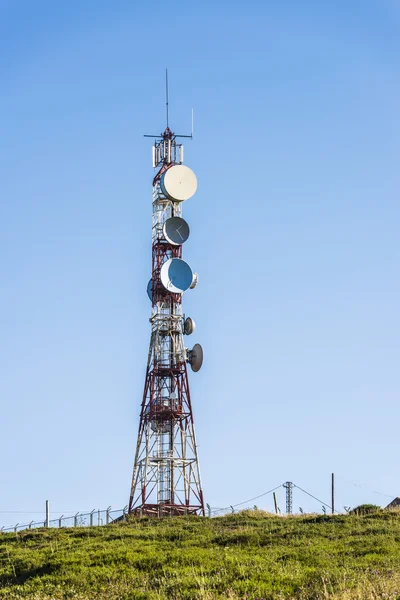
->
(187, 343, 203, 372)
(190, 272, 199, 289)
(184, 317, 196, 335)
(160, 258, 193, 294)
(163, 216, 190, 245)
(147, 279, 153, 301)
(160, 165, 197, 201)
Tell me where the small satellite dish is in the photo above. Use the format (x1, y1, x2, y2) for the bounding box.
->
(187, 343, 203, 372)
(163, 217, 190, 245)
(160, 165, 197, 202)
(184, 317, 196, 335)
(147, 279, 153, 301)
(190, 272, 199, 289)
(160, 258, 193, 294)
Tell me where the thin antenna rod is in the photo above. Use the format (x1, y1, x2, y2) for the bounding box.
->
(166, 69, 169, 128)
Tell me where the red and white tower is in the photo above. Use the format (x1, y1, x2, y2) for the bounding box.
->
(128, 124, 205, 516)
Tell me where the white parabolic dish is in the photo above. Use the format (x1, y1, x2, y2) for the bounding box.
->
(184, 317, 196, 335)
(160, 258, 193, 294)
(160, 165, 197, 202)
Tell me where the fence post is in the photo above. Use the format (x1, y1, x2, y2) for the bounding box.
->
(45, 500, 50, 528)
(58, 515, 64, 528)
(106, 506, 111, 525)
(98, 509, 100, 525)
(90, 509, 95, 527)
(123, 506, 128, 522)
(14, 523, 19, 533)
(29, 521, 34, 530)
(206, 503, 211, 518)
(74, 512, 79, 528)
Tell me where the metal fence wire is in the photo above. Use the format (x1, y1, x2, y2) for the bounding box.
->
(0, 507, 128, 534)
(1, 505, 240, 533)
(0, 482, 338, 533)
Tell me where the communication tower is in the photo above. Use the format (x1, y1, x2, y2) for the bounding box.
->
(283, 481, 293, 515)
(128, 104, 205, 516)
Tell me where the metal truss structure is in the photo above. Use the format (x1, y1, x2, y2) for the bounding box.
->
(128, 127, 205, 517)
(283, 481, 293, 515)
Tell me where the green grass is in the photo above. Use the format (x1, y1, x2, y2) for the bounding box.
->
(1, 510, 400, 599)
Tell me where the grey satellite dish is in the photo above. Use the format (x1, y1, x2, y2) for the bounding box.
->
(187, 343, 203, 372)
(184, 317, 196, 335)
(163, 217, 190, 245)
(160, 258, 193, 294)
(160, 165, 197, 202)
(147, 279, 153, 301)
(190, 272, 199, 289)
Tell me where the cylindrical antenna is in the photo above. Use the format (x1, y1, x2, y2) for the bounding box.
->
(166, 68, 169, 128)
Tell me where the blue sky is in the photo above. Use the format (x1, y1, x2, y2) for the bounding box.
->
(1, 0, 399, 526)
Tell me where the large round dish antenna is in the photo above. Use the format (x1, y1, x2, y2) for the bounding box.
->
(160, 258, 193, 294)
(184, 317, 196, 335)
(187, 343, 203, 372)
(160, 165, 197, 202)
(163, 217, 190, 245)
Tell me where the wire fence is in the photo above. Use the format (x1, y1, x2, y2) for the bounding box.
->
(0, 479, 354, 534)
(1, 507, 127, 534)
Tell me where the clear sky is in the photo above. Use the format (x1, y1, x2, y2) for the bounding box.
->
(1, 0, 399, 527)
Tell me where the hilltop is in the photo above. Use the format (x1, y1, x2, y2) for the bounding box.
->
(1, 510, 400, 599)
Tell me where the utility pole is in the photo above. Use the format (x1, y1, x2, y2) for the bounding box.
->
(45, 500, 49, 528)
(273, 492, 278, 515)
(331, 473, 335, 515)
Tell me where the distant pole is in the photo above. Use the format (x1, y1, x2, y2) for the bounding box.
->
(331, 473, 335, 515)
(273, 492, 278, 515)
(45, 500, 49, 528)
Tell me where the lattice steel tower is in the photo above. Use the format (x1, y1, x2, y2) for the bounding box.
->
(283, 481, 293, 515)
(128, 122, 205, 517)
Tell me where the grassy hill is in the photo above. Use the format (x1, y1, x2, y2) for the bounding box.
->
(1, 510, 400, 599)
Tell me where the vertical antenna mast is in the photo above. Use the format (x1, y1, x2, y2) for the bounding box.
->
(166, 68, 169, 128)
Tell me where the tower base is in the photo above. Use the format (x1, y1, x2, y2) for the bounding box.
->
(131, 503, 203, 517)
